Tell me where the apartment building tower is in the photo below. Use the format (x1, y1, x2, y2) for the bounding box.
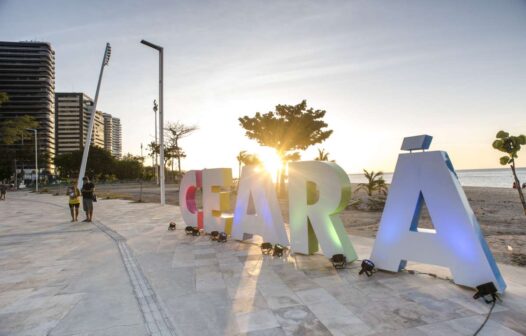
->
(0, 41, 56, 171)
(55, 92, 104, 155)
(103, 113, 122, 158)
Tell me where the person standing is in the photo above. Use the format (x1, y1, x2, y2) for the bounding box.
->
(66, 180, 80, 222)
(0, 183, 6, 200)
(81, 176, 95, 222)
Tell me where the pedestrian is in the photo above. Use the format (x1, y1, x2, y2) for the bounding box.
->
(66, 180, 80, 222)
(0, 183, 6, 200)
(81, 176, 95, 222)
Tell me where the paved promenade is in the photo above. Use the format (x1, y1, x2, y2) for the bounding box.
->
(1, 192, 525, 336)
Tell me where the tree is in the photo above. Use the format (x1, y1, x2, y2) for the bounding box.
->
(0, 115, 38, 145)
(314, 148, 334, 161)
(236, 151, 248, 178)
(164, 121, 198, 175)
(356, 170, 388, 196)
(492, 130, 526, 215)
(55, 146, 114, 180)
(0, 92, 8, 106)
(239, 100, 332, 192)
(0, 115, 39, 181)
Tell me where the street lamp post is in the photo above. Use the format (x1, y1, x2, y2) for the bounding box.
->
(141, 39, 165, 206)
(26, 128, 38, 192)
(77, 43, 111, 190)
(153, 99, 159, 185)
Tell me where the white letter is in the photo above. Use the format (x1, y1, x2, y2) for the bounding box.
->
(202, 168, 234, 234)
(178, 170, 203, 229)
(288, 161, 357, 261)
(231, 166, 289, 245)
(370, 150, 506, 292)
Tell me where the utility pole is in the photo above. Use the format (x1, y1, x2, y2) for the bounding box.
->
(153, 99, 159, 185)
(26, 128, 38, 192)
(141, 39, 165, 205)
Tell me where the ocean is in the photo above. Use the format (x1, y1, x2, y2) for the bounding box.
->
(348, 167, 526, 188)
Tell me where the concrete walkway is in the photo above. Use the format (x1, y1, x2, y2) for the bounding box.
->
(0, 192, 525, 336)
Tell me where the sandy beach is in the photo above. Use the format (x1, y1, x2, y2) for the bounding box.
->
(44, 182, 526, 267)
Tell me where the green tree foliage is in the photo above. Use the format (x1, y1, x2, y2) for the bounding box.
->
(55, 147, 144, 180)
(492, 130, 526, 215)
(0, 92, 8, 106)
(356, 170, 388, 197)
(314, 148, 335, 162)
(239, 100, 332, 191)
(0, 115, 38, 145)
(0, 115, 39, 180)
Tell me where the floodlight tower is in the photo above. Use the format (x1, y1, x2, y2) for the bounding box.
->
(77, 43, 111, 190)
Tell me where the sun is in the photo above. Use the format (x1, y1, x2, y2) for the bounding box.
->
(257, 147, 282, 182)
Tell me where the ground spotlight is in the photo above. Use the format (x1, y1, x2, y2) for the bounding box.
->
(261, 242, 273, 254)
(168, 222, 176, 231)
(473, 282, 498, 304)
(210, 231, 219, 241)
(359, 259, 375, 277)
(273, 244, 285, 257)
(185, 226, 194, 235)
(217, 232, 227, 242)
(330, 254, 347, 269)
(191, 227, 201, 236)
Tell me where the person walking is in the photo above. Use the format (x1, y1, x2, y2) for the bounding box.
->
(66, 180, 80, 222)
(0, 183, 6, 200)
(81, 176, 95, 222)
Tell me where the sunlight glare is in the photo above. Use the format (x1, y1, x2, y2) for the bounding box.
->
(257, 147, 282, 182)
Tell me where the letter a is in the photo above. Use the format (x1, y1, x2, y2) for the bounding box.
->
(370, 149, 506, 292)
(231, 166, 289, 245)
(288, 161, 357, 261)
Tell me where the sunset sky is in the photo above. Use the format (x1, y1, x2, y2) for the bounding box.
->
(1, 0, 525, 175)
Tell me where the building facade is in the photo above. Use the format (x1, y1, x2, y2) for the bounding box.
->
(0, 41, 56, 171)
(55, 92, 105, 155)
(103, 113, 122, 158)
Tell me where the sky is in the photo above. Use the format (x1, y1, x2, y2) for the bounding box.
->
(1, 0, 525, 175)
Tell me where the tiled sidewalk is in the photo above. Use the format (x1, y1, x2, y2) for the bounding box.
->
(1, 192, 525, 335)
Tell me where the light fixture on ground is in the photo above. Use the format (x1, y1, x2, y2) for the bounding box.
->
(273, 244, 285, 257)
(217, 232, 227, 242)
(359, 259, 375, 277)
(472, 282, 499, 335)
(330, 254, 347, 269)
(473, 282, 498, 304)
(261, 242, 273, 254)
(185, 226, 194, 235)
(140, 39, 165, 205)
(210, 231, 219, 241)
(168, 222, 176, 230)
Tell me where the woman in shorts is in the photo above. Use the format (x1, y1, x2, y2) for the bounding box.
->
(66, 180, 81, 222)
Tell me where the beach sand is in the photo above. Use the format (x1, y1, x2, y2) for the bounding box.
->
(279, 185, 526, 266)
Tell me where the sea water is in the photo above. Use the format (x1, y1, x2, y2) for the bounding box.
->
(349, 167, 526, 188)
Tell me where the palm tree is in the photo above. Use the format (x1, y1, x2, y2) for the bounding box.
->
(236, 151, 248, 178)
(356, 169, 388, 196)
(314, 148, 330, 161)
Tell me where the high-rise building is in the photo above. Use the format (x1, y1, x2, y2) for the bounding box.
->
(0, 41, 56, 171)
(103, 113, 122, 158)
(55, 92, 105, 155)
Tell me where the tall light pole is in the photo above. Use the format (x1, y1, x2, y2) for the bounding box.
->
(153, 99, 159, 185)
(141, 39, 165, 206)
(26, 128, 38, 192)
(78, 43, 111, 190)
